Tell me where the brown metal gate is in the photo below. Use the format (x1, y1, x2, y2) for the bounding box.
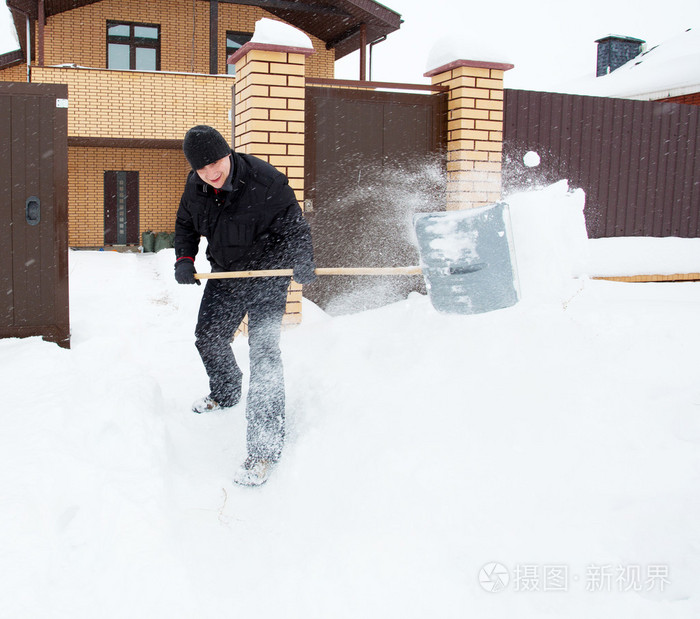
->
(0, 82, 70, 348)
(503, 89, 700, 238)
(304, 83, 447, 314)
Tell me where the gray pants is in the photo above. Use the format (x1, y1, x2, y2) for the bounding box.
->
(195, 276, 290, 462)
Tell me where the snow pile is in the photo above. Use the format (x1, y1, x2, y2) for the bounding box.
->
(2, 182, 700, 618)
(506, 179, 589, 304)
(426, 32, 513, 73)
(250, 17, 313, 50)
(587, 236, 700, 276)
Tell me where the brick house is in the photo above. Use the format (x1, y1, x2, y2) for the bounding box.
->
(0, 0, 401, 250)
(1, 0, 518, 322)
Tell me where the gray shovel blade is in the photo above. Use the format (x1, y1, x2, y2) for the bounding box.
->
(414, 202, 520, 314)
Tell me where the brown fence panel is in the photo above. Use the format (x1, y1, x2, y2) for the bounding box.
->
(304, 85, 447, 314)
(503, 89, 700, 238)
(0, 82, 70, 348)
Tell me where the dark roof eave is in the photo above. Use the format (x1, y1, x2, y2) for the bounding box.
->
(327, 23, 397, 59)
(0, 48, 24, 69)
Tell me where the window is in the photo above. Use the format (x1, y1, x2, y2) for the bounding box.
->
(107, 21, 160, 71)
(226, 31, 252, 75)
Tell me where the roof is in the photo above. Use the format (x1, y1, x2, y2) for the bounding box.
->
(0, 48, 22, 66)
(6, 0, 402, 63)
(552, 28, 700, 101)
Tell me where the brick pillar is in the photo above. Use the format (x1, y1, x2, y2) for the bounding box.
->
(229, 42, 314, 326)
(425, 59, 514, 210)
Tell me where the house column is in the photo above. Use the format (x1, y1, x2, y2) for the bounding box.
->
(425, 59, 514, 210)
(229, 41, 314, 326)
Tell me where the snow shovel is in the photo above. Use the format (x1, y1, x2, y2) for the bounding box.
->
(413, 202, 520, 314)
(195, 202, 520, 315)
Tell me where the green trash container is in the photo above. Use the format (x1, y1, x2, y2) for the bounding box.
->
(142, 230, 155, 253)
(154, 231, 175, 252)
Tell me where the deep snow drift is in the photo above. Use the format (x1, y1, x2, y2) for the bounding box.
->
(2, 181, 700, 618)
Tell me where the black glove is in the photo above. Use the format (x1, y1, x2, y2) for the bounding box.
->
(175, 257, 201, 285)
(293, 262, 317, 284)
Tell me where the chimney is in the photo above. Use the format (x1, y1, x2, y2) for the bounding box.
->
(595, 35, 645, 76)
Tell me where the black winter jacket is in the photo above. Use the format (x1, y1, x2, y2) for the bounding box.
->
(174, 151, 314, 272)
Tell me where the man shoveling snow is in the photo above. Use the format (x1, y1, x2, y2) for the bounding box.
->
(173, 125, 316, 486)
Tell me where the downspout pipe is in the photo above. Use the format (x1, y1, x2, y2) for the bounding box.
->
(369, 35, 387, 81)
(23, 11, 30, 82)
(38, 0, 44, 67)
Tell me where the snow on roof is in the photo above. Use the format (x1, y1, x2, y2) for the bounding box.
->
(250, 18, 313, 50)
(551, 28, 700, 100)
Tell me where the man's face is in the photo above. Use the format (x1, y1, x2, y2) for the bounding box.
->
(196, 155, 231, 189)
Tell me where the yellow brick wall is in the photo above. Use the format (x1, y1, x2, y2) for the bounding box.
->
(281, 282, 303, 327)
(217, 3, 334, 78)
(40, 0, 204, 72)
(68, 144, 301, 328)
(0, 0, 335, 141)
(303, 38, 334, 79)
(0, 0, 334, 328)
(233, 48, 307, 202)
(16, 0, 333, 78)
(31, 65, 234, 141)
(0, 62, 26, 81)
(68, 146, 189, 247)
(429, 63, 508, 210)
(232, 45, 311, 326)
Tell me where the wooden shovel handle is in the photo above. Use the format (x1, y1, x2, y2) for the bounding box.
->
(194, 266, 422, 280)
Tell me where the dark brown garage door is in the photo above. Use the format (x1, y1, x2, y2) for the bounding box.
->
(304, 85, 447, 314)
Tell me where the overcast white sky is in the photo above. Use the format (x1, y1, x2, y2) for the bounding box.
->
(337, 0, 700, 90)
(1, 0, 698, 91)
(0, 1, 18, 53)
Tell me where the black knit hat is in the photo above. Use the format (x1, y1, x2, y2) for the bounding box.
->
(183, 125, 231, 170)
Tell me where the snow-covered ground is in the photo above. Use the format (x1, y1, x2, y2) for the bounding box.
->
(2, 181, 700, 618)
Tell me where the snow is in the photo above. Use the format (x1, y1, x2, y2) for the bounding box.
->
(425, 33, 514, 73)
(1, 0, 699, 615)
(249, 17, 313, 50)
(3, 181, 700, 618)
(587, 237, 700, 277)
(523, 151, 541, 168)
(423, 214, 480, 263)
